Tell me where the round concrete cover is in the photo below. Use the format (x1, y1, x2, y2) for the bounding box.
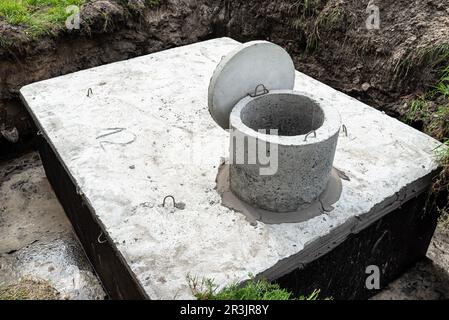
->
(208, 41, 295, 129)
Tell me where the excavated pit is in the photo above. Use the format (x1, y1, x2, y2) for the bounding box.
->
(18, 38, 446, 300)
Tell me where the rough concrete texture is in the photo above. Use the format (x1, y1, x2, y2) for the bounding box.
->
(219, 164, 342, 224)
(1, 153, 449, 300)
(229, 91, 341, 212)
(20, 38, 444, 299)
(208, 41, 295, 129)
(0, 153, 105, 300)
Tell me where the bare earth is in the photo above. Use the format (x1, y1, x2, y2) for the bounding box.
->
(0, 152, 448, 300)
(0, 152, 104, 300)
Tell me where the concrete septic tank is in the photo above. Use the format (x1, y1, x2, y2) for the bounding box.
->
(229, 90, 341, 212)
(208, 41, 342, 215)
(20, 38, 446, 300)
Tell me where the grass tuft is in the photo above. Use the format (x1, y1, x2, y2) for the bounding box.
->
(404, 63, 449, 140)
(0, 0, 86, 38)
(291, 2, 346, 53)
(187, 274, 322, 300)
(394, 43, 449, 81)
(433, 140, 449, 191)
(435, 65, 449, 98)
(405, 63, 449, 230)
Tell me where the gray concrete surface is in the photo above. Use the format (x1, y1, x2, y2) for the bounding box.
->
(19, 38, 445, 299)
(229, 91, 341, 212)
(208, 41, 295, 129)
(2, 152, 449, 299)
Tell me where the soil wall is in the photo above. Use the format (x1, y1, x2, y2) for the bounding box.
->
(1, 0, 448, 159)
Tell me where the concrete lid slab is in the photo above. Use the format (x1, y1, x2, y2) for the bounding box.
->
(20, 38, 445, 299)
(208, 41, 295, 129)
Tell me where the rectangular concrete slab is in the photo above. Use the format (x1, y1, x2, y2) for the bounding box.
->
(20, 38, 444, 299)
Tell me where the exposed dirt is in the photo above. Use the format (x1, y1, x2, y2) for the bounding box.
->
(212, 0, 449, 114)
(0, 0, 220, 159)
(290, 0, 449, 116)
(1, 0, 449, 159)
(0, 153, 105, 300)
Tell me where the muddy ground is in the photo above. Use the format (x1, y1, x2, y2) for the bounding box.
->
(1, 0, 449, 299)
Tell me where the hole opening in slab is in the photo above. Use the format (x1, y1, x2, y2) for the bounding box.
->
(240, 93, 325, 136)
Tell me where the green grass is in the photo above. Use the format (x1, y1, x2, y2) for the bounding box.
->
(300, 0, 317, 17)
(435, 65, 449, 97)
(433, 140, 449, 186)
(405, 64, 449, 229)
(404, 63, 449, 137)
(0, 0, 85, 37)
(291, 2, 345, 53)
(187, 275, 322, 300)
(0, 0, 162, 39)
(394, 44, 449, 81)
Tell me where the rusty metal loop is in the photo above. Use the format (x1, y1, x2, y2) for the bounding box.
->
(97, 232, 107, 244)
(341, 124, 348, 137)
(304, 130, 317, 142)
(249, 84, 269, 98)
(162, 195, 176, 208)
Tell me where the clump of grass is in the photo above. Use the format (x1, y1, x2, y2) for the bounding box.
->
(187, 274, 321, 300)
(435, 65, 449, 98)
(0, 0, 86, 38)
(406, 63, 449, 229)
(291, 2, 346, 53)
(432, 141, 449, 190)
(0, 279, 60, 300)
(404, 63, 449, 140)
(291, 1, 318, 52)
(394, 43, 449, 81)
